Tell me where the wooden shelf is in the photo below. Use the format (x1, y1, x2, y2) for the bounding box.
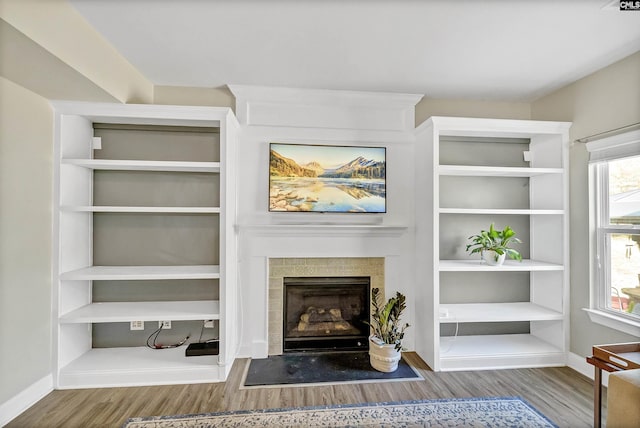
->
(58, 346, 222, 388)
(60, 300, 219, 323)
(439, 302, 563, 323)
(62, 158, 220, 173)
(60, 265, 220, 280)
(439, 259, 564, 271)
(439, 165, 563, 177)
(439, 208, 564, 215)
(61, 206, 220, 213)
(592, 342, 640, 370)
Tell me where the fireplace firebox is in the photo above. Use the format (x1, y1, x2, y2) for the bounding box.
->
(283, 276, 370, 352)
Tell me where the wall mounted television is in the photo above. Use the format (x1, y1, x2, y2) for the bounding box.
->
(269, 143, 386, 213)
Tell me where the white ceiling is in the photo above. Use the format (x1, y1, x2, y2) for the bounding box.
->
(70, 0, 640, 102)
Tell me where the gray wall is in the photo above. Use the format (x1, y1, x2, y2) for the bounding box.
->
(91, 126, 221, 347)
(531, 51, 640, 356)
(0, 15, 117, 412)
(0, 77, 53, 403)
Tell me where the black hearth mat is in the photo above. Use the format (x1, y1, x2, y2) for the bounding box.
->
(243, 351, 420, 387)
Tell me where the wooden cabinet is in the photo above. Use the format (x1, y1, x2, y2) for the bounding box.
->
(52, 102, 238, 388)
(414, 116, 571, 371)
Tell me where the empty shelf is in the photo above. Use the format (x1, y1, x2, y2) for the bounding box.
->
(60, 265, 220, 280)
(62, 158, 220, 172)
(439, 302, 563, 323)
(61, 206, 220, 213)
(439, 165, 563, 177)
(60, 300, 220, 323)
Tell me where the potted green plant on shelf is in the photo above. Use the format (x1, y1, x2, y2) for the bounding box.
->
(367, 287, 410, 372)
(466, 223, 522, 266)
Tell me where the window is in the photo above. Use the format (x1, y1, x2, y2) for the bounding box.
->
(586, 129, 640, 336)
(595, 157, 640, 316)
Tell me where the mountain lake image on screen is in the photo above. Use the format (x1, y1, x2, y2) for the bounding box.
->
(269, 143, 386, 213)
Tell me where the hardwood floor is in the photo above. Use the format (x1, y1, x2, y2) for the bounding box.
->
(7, 353, 600, 428)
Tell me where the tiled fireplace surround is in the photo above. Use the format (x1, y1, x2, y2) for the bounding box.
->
(268, 257, 385, 355)
(239, 226, 409, 359)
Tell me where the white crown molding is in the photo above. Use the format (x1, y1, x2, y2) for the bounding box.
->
(425, 116, 572, 138)
(228, 85, 423, 108)
(50, 101, 237, 127)
(228, 85, 423, 133)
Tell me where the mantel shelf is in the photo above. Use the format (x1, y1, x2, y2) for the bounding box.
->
(237, 223, 408, 237)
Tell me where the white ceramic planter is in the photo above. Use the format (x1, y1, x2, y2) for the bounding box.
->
(369, 336, 401, 372)
(482, 250, 506, 266)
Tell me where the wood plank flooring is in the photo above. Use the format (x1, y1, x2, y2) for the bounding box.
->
(7, 353, 600, 428)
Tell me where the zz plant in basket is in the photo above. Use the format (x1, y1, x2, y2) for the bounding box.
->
(466, 223, 522, 265)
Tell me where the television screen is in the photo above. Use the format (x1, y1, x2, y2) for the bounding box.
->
(269, 143, 386, 213)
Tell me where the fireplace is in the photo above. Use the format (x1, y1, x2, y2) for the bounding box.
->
(283, 276, 370, 352)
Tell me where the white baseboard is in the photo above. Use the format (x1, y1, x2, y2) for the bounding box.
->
(0, 374, 53, 427)
(567, 351, 610, 387)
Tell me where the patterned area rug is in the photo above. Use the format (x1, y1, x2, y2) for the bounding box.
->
(122, 396, 557, 427)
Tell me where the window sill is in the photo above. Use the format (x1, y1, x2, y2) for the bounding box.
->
(583, 308, 640, 337)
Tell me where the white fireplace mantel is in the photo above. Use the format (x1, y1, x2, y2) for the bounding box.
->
(237, 223, 408, 237)
(238, 223, 411, 358)
(230, 85, 419, 358)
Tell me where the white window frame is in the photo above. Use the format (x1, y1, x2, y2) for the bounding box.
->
(584, 129, 640, 337)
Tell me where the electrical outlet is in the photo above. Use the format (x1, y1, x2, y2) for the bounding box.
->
(158, 320, 172, 329)
(204, 319, 215, 328)
(130, 321, 144, 330)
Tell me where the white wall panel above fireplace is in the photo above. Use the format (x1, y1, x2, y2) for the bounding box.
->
(230, 86, 420, 230)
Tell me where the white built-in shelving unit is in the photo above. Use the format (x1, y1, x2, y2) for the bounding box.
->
(52, 102, 238, 388)
(414, 116, 571, 371)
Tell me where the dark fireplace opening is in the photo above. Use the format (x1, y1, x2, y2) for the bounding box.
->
(283, 276, 370, 352)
